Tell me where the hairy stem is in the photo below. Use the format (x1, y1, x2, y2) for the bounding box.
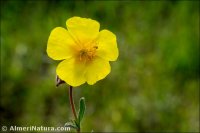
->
(69, 86, 80, 133)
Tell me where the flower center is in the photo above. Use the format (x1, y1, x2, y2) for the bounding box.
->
(78, 46, 98, 61)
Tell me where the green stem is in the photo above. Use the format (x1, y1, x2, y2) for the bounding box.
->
(69, 86, 80, 133)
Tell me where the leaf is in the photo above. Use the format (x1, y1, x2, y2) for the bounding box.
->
(74, 119, 80, 129)
(78, 97, 86, 124)
(64, 121, 78, 129)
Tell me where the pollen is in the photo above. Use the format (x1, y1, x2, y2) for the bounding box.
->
(79, 46, 98, 61)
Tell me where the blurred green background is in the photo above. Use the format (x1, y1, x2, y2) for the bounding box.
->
(0, 0, 199, 132)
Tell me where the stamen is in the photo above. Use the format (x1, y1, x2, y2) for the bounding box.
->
(78, 46, 97, 62)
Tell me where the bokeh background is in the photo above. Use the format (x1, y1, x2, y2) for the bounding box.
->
(1, 0, 199, 132)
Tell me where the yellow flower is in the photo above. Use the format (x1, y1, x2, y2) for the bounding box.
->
(47, 17, 118, 87)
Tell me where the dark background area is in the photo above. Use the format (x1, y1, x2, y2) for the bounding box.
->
(0, 0, 199, 132)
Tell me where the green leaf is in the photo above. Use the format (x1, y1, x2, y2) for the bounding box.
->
(78, 97, 86, 124)
(74, 119, 80, 129)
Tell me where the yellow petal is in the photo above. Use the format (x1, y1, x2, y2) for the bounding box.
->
(96, 30, 119, 61)
(47, 27, 76, 60)
(56, 58, 86, 87)
(85, 57, 110, 85)
(66, 17, 100, 44)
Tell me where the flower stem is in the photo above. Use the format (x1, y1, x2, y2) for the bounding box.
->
(69, 86, 80, 133)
